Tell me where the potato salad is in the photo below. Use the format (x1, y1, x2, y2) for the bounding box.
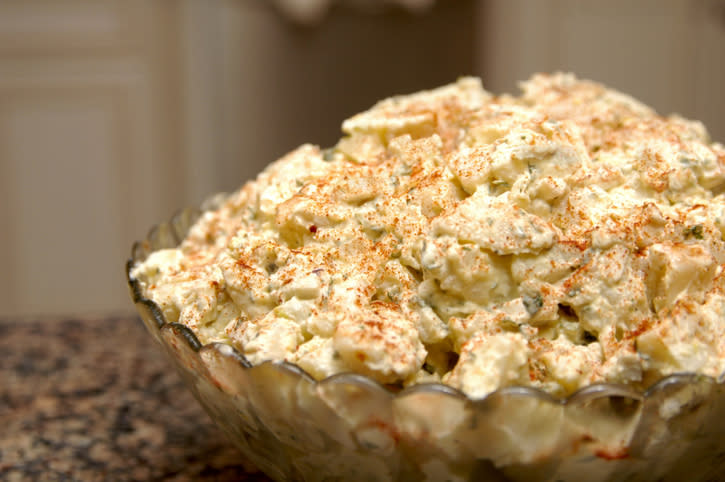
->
(131, 74, 725, 398)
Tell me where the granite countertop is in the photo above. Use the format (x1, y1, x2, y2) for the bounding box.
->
(0, 316, 272, 481)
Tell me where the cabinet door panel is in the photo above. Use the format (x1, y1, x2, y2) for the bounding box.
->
(693, 0, 725, 143)
(0, 1, 183, 317)
(1, 91, 126, 313)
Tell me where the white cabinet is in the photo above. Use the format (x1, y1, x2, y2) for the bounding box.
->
(0, 1, 186, 316)
(692, 0, 725, 144)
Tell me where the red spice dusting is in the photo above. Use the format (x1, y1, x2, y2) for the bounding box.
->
(362, 418, 401, 443)
(625, 318, 653, 340)
(595, 448, 629, 460)
(235, 259, 252, 269)
(211, 376, 223, 390)
(363, 319, 385, 331)
(309, 225, 318, 233)
(568, 434, 595, 455)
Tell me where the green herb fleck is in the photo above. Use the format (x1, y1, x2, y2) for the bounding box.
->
(499, 318, 519, 332)
(397, 164, 412, 176)
(523, 293, 544, 316)
(684, 224, 704, 240)
(322, 148, 335, 162)
(246, 206, 257, 220)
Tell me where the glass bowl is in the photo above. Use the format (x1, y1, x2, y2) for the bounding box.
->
(126, 196, 725, 481)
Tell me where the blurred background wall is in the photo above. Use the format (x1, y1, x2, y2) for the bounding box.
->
(0, 0, 723, 318)
(480, 0, 725, 144)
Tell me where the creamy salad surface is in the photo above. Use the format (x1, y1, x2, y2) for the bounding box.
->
(132, 74, 725, 398)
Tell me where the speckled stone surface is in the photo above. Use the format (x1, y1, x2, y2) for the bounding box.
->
(0, 317, 272, 481)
